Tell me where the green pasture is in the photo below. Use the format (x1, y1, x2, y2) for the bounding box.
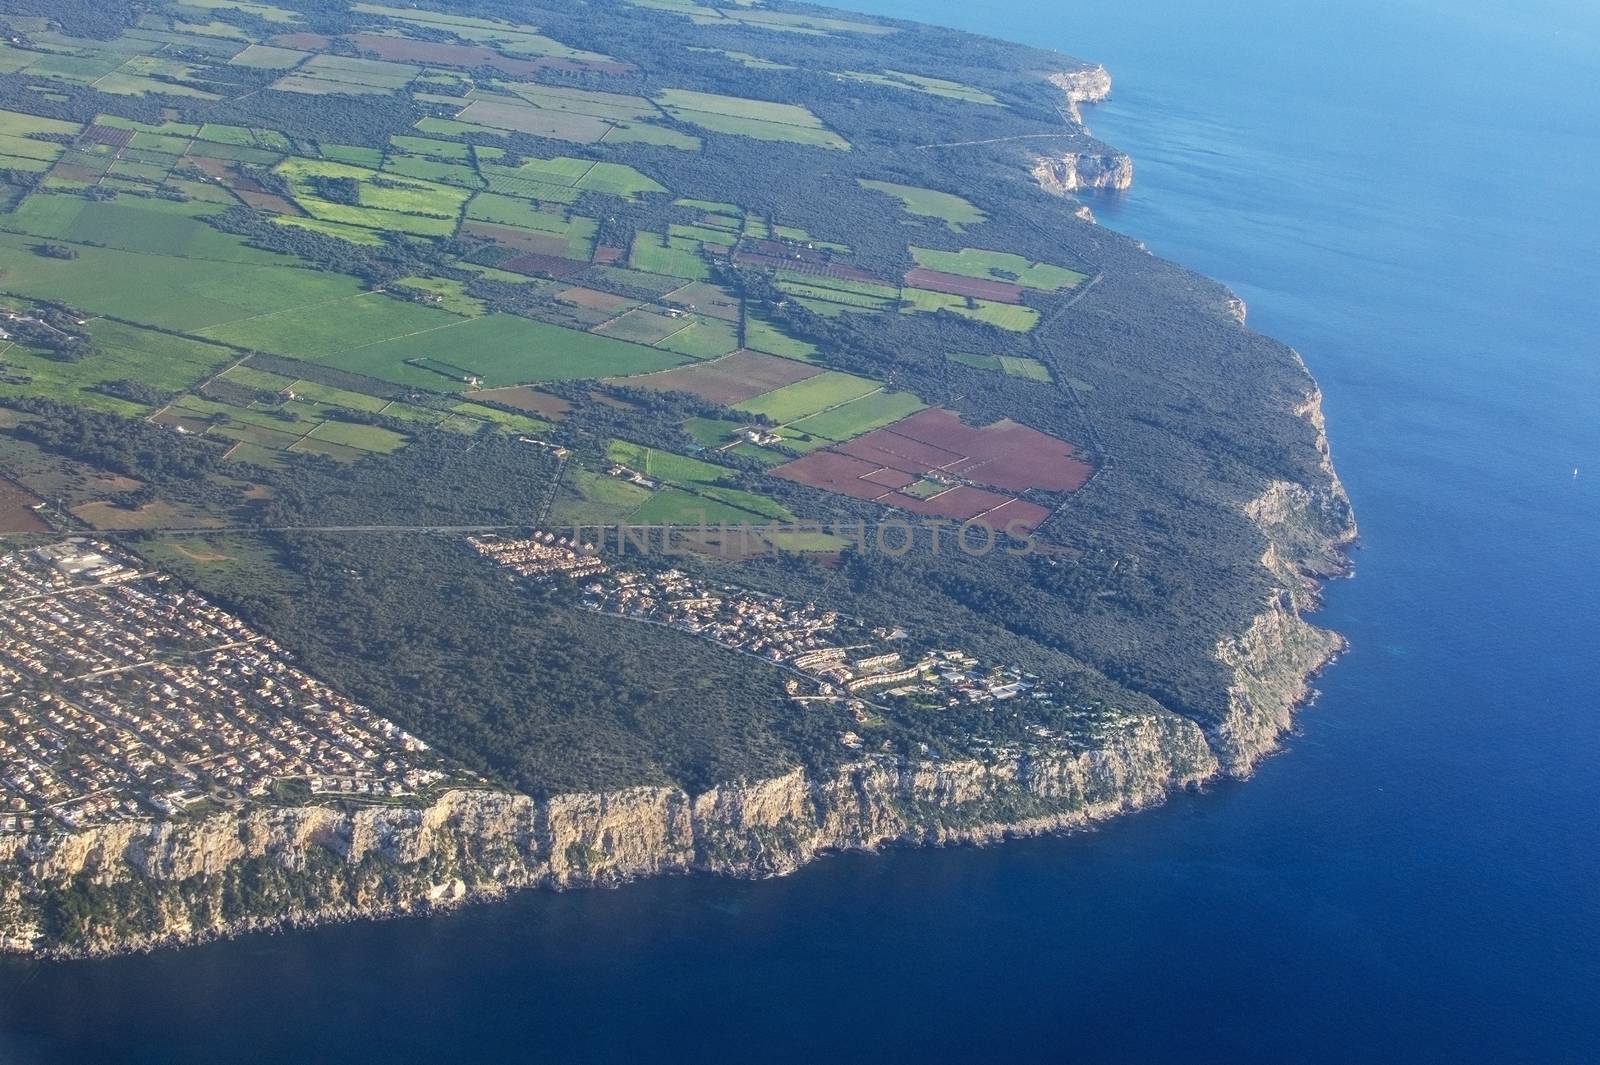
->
(734, 371, 879, 423)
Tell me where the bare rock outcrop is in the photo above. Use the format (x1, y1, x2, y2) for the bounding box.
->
(1032, 151, 1134, 193)
(0, 713, 1218, 958)
(1213, 384, 1357, 773)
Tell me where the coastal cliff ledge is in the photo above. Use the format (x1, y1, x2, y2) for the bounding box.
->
(1033, 67, 1133, 192)
(2, 718, 1219, 958)
(0, 52, 1356, 962)
(0, 445, 1351, 958)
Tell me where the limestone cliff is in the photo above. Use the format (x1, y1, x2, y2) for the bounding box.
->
(1049, 66, 1113, 122)
(0, 715, 1217, 958)
(1032, 151, 1134, 193)
(1213, 383, 1357, 774)
(1033, 66, 1133, 193)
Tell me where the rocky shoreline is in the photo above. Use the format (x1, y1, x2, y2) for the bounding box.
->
(0, 402, 1353, 958)
(0, 62, 1356, 962)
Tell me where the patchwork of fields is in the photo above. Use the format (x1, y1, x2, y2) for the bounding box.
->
(0, 0, 1095, 535)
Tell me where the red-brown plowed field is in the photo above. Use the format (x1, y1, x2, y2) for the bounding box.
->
(556, 287, 638, 314)
(860, 467, 917, 490)
(837, 431, 964, 474)
(772, 408, 1086, 534)
(877, 409, 1093, 493)
(773, 452, 895, 501)
(978, 497, 1053, 534)
(893, 484, 1013, 522)
(0, 478, 49, 533)
(616, 350, 820, 405)
(464, 386, 572, 419)
(462, 222, 572, 257)
(235, 190, 300, 215)
(732, 250, 882, 286)
(903, 267, 1023, 303)
(592, 245, 624, 264)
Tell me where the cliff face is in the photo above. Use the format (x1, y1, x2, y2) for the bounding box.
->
(0, 716, 1217, 957)
(1032, 152, 1134, 193)
(1213, 384, 1357, 773)
(1049, 66, 1113, 120)
(1033, 66, 1133, 193)
(0, 54, 1358, 961)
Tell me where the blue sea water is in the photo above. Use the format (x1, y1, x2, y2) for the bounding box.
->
(2, 1, 1597, 1061)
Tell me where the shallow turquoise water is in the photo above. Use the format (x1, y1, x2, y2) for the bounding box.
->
(2, 2, 1596, 1061)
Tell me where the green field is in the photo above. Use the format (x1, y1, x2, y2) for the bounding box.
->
(276, 156, 470, 234)
(383, 155, 484, 188)
(606, 440, 735, 486)
(295, 197, 459, 237)
(901, 289, 1041, 331)
(630, 233, 710, 279)
(734, 372, 879, 423)
(0, 195, 295, 265)
(837, 69, 998, 106)
(628, 487, 783, 527)
(775, 280, 897, 312)
(998, 355, 1052, 381)
(603, 123, 701, 150)
(197, 291, 461, 359)
(272, 216, 390, 246)
(745, 311, 819, 361)
(603, 441, 798, 523)
(681, 416, 744, 449)
(654, 316, 739, 360)
(320, 314, 689, 388)
(503, 82, 656, 121)
(0, 231, 375, 333)
(859, 180, 986, 230)
(185, 0, 302, 21)
(449, 401, 551, 435)
(389, 135, 473, 161)
(595, 308, 684, 345)
(465, 192, 582, 231)
(0, 321, 235, 414)
(657, 88, 825, 126)
(947, 351, 1001, 371)
(668, 221, 737, 246)
(318, 144, 386, 167)
(393, 276, 488, 317)
(303, 420, 408, 453)
(944, 352, 1051, 380)
(908, 246, 1086, 290)
(474, 154, 663, 200)
(661, 110, 850, 148)
(656, 88, 849, 149)
(552, 469, 654, 524)
(413, 117, 513, 140)
(784, 389, 925, 441)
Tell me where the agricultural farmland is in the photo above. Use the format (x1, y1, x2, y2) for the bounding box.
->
(858, 180, 988, 230)
(0, 3, 1109, 592)
(656, 89, 850, 149)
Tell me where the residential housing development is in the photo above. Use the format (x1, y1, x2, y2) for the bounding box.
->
(0, 540, 457, 834)
(471, 533, 1050, 743)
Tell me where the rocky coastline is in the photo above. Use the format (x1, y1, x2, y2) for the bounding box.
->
(0, 61, 1357, 962)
